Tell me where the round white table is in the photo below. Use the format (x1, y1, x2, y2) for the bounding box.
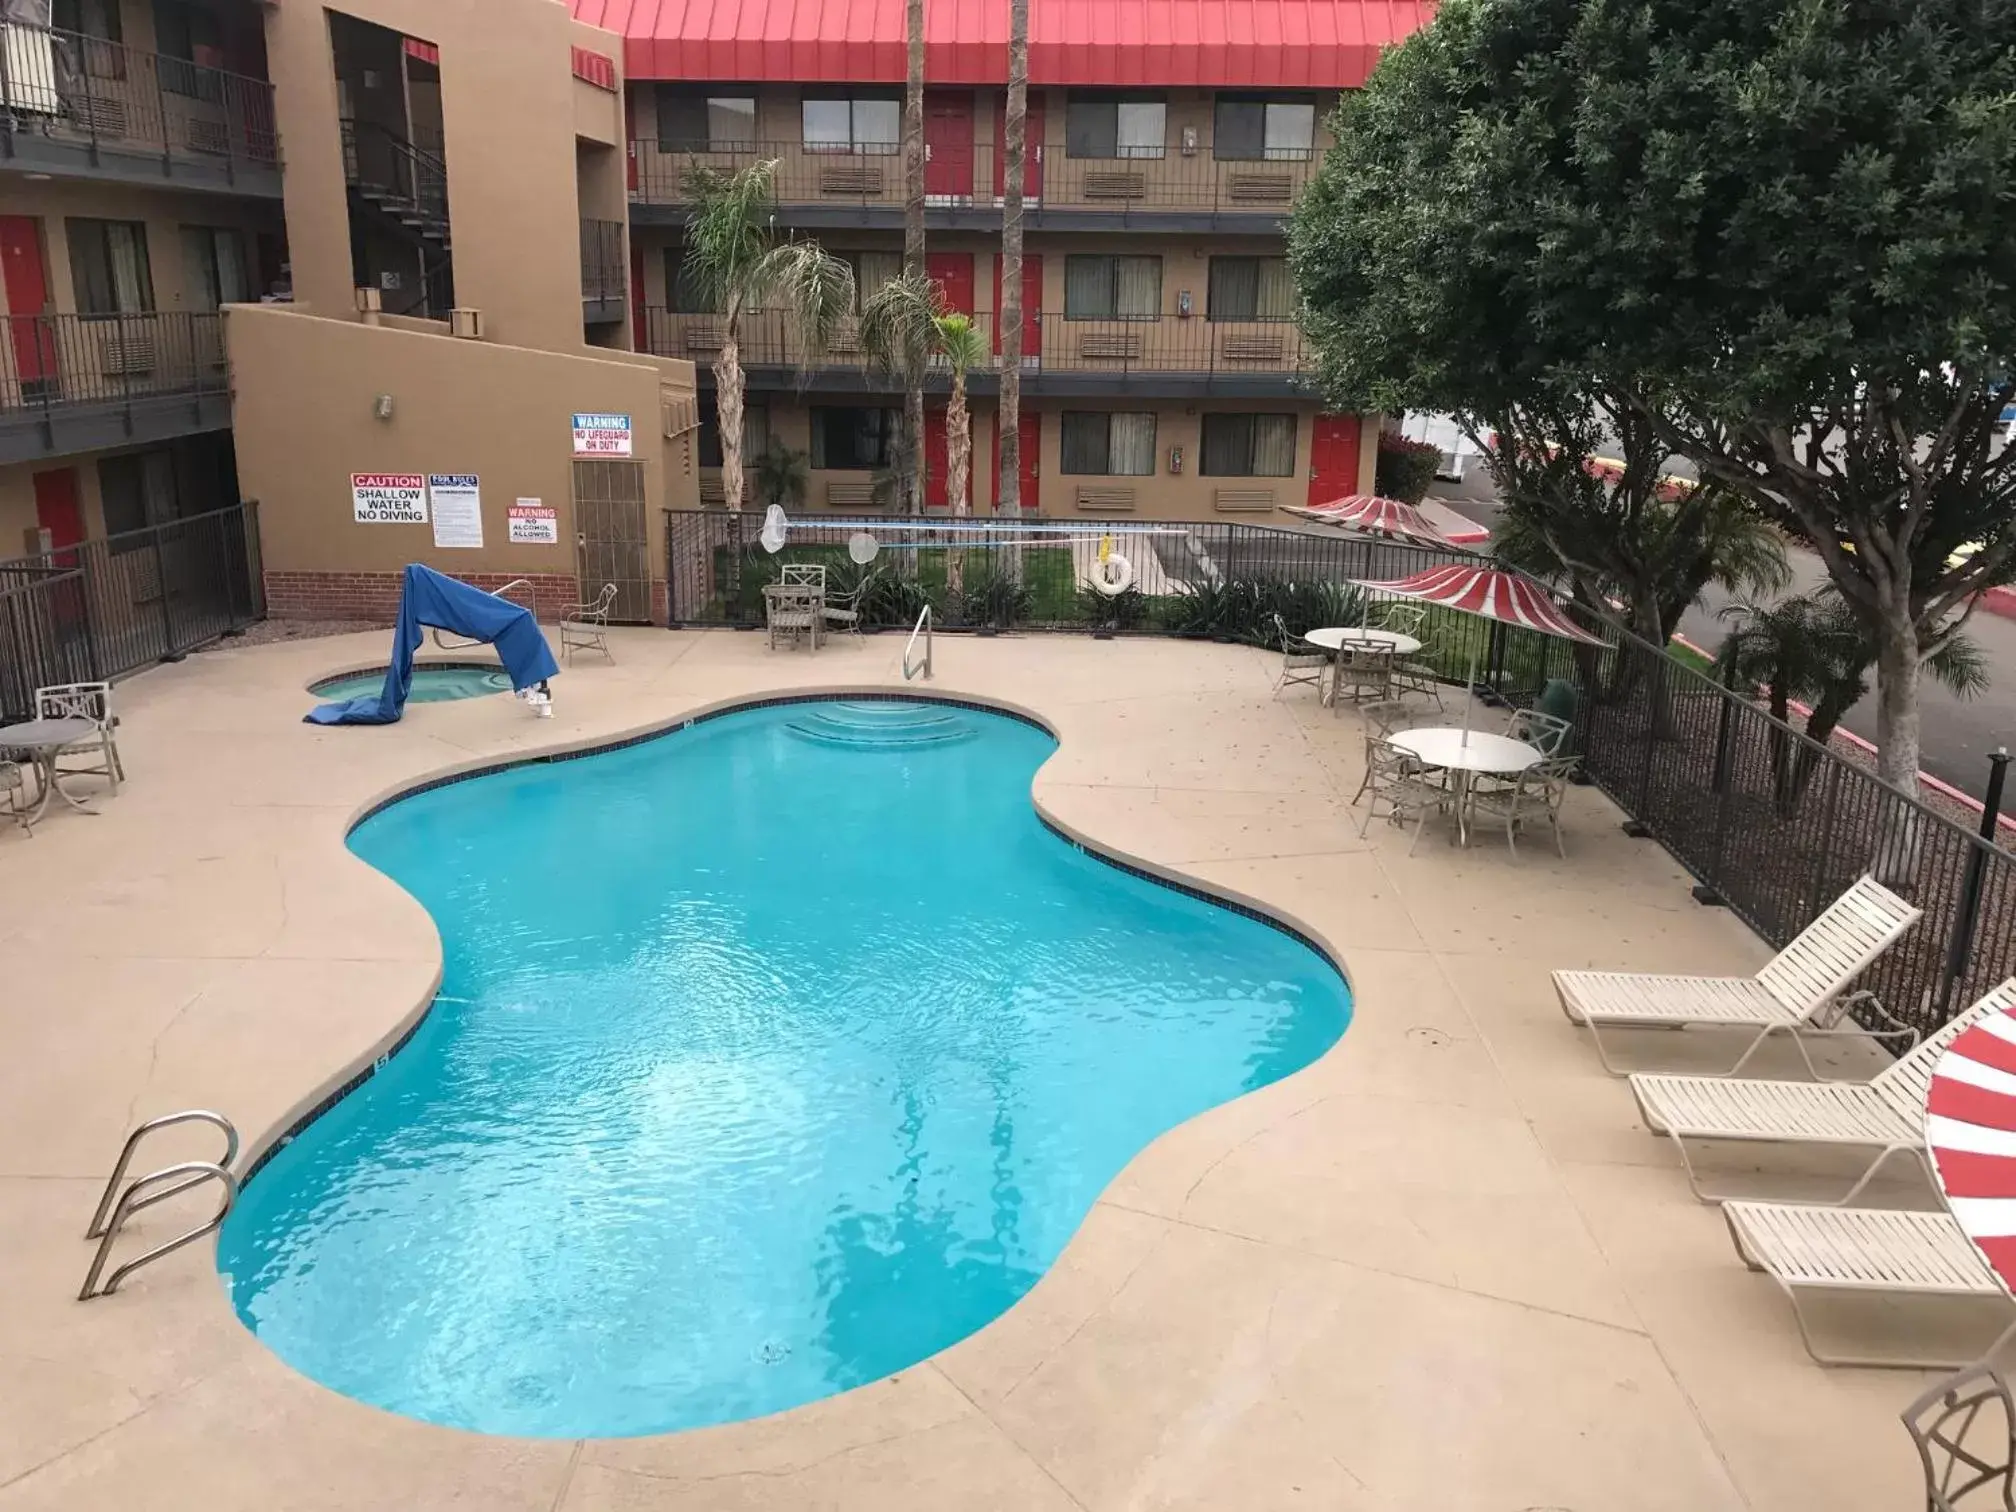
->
(0, 715, 102, 822)
(1304, 626, 1424, 657)
(1389, 727, 1542, 846)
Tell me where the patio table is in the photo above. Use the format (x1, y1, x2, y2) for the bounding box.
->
(1389, 726, 1541, 846)
(0, 716, 103, 823)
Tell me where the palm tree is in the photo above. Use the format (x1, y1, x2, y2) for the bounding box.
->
(681, 161, 854, 513)
(900, 0, 928, 514)
(998, 0, 1031, 514)
(937, 313, 988, 520)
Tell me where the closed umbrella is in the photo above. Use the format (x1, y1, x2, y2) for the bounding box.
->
(1351, 564, 1604, 744)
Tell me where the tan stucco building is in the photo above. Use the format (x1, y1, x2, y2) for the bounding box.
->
(1, 0, 1398, 623)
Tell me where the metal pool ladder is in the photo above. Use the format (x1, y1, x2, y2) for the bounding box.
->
(903, 604, 933, 681)
(79, 1110, 240, 1301)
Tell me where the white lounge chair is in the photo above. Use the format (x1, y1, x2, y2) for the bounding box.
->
(1555, 875, 1922, 1077)
(1633, 979, 2016, 1203)
(1722, 1201, 2016, 1369)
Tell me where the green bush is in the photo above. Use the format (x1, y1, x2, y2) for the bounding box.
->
(1374, 434, 1441, 505)
(950, 564, 1036, 630)
(1074, 583, 1151, 630)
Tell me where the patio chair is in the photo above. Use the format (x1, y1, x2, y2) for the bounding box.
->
(765, 587, 818, 650)
(1464, 753, 1577, 858)
(780, 563, 827, 591)
(1351, 701, 1417, 803)
(0, 760, 29, 836)
(821, 574, 873, 635)
(1357, 737, 1448, 854)
(1506, 706, 1573, 756)
(1721, 1201, 2016, 1369)
(35, 682, 121, 796)
(559, 583, 619, 664)
(1374, 603, 1427, 637)
(1902, 1363, 2016, 1511)
(1271, 614, 1328, 698)
(1332, 645, 1395, 709)
(1631, 978, 2016, 1203)
(1554, 874, 1923, 1077)
(1390, 655, 1445, 711)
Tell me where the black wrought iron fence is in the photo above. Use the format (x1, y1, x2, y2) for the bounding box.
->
(663, 506, 2013, 1035)
(0, 502, 263, 722)
(0, 311, 228, 423)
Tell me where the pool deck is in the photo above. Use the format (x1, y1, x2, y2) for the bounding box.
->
(0, 627, 1975, 1511)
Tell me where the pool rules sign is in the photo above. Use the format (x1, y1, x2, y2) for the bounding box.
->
(351, 473, 427, 524)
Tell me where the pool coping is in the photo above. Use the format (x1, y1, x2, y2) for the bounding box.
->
(240, 686, 1354, 1197)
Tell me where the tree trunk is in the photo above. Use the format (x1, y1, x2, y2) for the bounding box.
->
(902, 0, 927, 516)
(715, 327, 745, 515)
(1870, 610, 1925, 884)
(997, 0, 1029, 516)
(947, 375, 970, 596)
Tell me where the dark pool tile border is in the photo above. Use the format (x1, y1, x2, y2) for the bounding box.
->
(252, 691, 1335, 1191)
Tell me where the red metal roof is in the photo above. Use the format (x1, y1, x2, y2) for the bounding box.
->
(568, 0, 1431, 86)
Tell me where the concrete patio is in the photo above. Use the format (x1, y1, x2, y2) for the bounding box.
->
(0, 627, 1975, 1511)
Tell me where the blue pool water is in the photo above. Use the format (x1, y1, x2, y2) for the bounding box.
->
(216, 700, 1350, 1438)
(309, 663, 513, 703)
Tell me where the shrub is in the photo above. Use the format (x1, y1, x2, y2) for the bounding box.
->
(1374, 434, 1441, 505)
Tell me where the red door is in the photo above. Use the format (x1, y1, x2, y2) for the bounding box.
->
(1307, 414, 1364, 506)
(33, 467, 84, 559)
(926, 253, 974, 315)
(925, 406, 950, 509)
(0, 216, 58, 390)
(990, 410, 1042, 511)
(993, 95, 1045, 198)
(991, 254, 1042, 358)
(924, 92, 974, 199)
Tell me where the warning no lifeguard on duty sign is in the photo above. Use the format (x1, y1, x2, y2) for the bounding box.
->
(571, 413, 632, 457)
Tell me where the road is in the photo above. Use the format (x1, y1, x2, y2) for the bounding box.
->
(1433, 476, 2016, 804)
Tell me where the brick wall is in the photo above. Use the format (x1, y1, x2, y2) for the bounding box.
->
(265, 571, 586, 623)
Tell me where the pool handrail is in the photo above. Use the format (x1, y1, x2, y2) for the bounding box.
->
(903, 604, 932, 681)
(431, 580, 534, 649)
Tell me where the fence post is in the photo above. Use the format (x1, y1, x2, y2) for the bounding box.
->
(1936, 748, 2011, 1020)
(1693, 655, 1743, 904)
(153, 528, 182, 661)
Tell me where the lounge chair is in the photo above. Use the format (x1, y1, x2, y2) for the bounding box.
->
(1632, 978, 2016, 1203)
(1555, 875, 1922, 1077)
(1722, 1201, 2016, 1368)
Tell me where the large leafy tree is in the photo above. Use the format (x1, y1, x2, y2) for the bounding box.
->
(1293, 0, 2016, 796)
(682, 162, 854, 513)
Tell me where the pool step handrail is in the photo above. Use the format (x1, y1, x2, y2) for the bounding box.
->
(79, 1110, 241, 1301)
(903, 604, 933, 682)
(79, 1161, 238, 1300)
(432, 580, 533, 648)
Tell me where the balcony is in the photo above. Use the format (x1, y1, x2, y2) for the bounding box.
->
(0, 312, 231, 463)
(629, 141, 1314, 233)
(0, 20, 279, 195)
(581, 218, 626, 325)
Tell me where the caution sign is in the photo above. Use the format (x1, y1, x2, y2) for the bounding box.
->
(351, 473, 428, 524)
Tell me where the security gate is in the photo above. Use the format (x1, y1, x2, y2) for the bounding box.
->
(571, 459, 651, 622)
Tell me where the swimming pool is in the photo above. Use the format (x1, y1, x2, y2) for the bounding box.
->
(216, 699, 1350, 1438)
(308, 663, 513, 703)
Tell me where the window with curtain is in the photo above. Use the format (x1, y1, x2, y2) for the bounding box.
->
(153, 0, 223, 100)
(67, 219, 154, 315)
(52, 0, 125, 78)
(810, 406, 899, 469)
(98, 448, 180, 552)
(1064, 94, 1167, 159)
(843, 250, 903, 307)
(180, 226, 248, 312)
(697, 405, 770, 468)
(1060, 412, 1157, 475)
(802, 92, 901, 155)
(1200, 413, 1297, 476)
(656, 87, 757, 152)
(1063, 255, 1162, 320)
(1207, 257, 1293, 321)
(1212, 96, 1318, 160)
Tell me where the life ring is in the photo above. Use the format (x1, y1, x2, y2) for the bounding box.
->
(1092, 552, 1134, 596)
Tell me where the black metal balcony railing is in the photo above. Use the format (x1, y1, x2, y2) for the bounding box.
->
(0, 19, 277, 172)
(629, 139, 1314, 218)
(581, 219, 626, 303)
(0, 311, 228, 422)
(643, 308, 1311, 383)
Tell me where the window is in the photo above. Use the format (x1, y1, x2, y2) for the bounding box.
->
(1063, 255, 1161, 320)
(697, 406, 770, 468)
(810, 406, 898, 470)
(1060, 412, 1157, 475)
(1213, 96, 1317, 161)
(839, 250, 902, 308)
(66, 219, 154, 314)
(98, 449, 180, 550)
(52, 0, 124, 78)
(1065, 93, 1166, 159)
(663, 248, 710, 313)
(656, 86, 757, 152)
(180, 226, 248, 312)
(152, 0, 224, 101)
(802, 92, 900, 155)
(1201, 413, 1298, 476)
(1207, 256, 1292, 321)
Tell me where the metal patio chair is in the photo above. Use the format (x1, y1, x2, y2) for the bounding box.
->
(1903, 1363, 2016, 1510)
(1271, 614, 1328, 698)
(0, 760, 30, 836)
(560, 582, 619, 664)
(35, 682, 122, 796)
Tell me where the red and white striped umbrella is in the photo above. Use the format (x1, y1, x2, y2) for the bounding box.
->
(1924, 980, 2016, 1290)
(1292, 493, 1452, 546)
(1352, 564, 1605, 644)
